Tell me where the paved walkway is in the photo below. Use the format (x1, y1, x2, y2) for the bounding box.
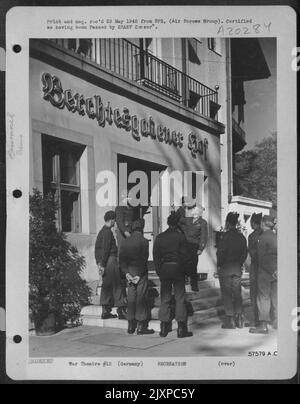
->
(30, 316, 277, 358)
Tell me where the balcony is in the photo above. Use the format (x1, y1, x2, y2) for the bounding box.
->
(232, 118, 247, 153)
(48, 38, 220, 121)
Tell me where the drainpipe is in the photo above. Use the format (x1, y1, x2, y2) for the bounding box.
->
(226, 39, 234, 206)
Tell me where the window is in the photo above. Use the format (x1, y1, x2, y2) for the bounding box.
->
(188, 39, 202, 65)
(208, 38, 222, 55)
(42, 135, 85, 233)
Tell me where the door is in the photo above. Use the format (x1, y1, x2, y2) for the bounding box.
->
(117, 154, 167, 260)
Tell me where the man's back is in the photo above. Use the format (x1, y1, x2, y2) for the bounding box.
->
(217, 229, 248, 275)
(258, 229, 277, 275)
(119, 231, 149, 276)
(153, 228, 191, 277)
(248, 228, 263, 264)
(95, 226, 117, 266)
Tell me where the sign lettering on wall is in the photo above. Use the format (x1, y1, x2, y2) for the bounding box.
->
(41, 72, 209, 160)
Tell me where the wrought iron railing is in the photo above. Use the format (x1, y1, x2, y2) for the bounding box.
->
(48, 38, 219, 120)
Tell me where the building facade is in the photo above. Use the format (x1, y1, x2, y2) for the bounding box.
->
(29, 37, 271, 283)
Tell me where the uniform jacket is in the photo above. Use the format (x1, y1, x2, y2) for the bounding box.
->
(119, 231, 149, 277)
(95, 226, 118, 267)
(115, 205, 138, 236)
(179, 215, 208, 251)
(257, 229, 277, 276)
(248, 228, 263, 265)
(153, 228, 191, 279)
(217, 228, 248, 276)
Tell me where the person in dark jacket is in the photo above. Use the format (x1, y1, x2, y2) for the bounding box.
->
(179, 202, 208, 291)
(95, 211, 127, 320)
(250, 215, 277, 334)
(153, 211, 193, 339)
(119, 219, 154, 336)
(115, 190, 139, 250)
(217, 212, 248, 329)
(246, 213, 263, 327)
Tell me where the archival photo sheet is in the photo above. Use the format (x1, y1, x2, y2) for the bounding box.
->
(5, 5, 298, 381)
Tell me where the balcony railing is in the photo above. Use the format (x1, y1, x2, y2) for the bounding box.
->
(49, 38, 219, 120)
(232, 118, 246, 141)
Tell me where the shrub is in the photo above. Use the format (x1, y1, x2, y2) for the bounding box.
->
(29, 189, 91, 329)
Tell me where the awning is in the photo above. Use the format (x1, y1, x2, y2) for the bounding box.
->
(231, 38, 271, 82)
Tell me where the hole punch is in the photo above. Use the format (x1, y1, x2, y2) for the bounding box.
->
(13, 335, 22, 344)
(13, 44, 22, 53)
(13, 189, 22, 198)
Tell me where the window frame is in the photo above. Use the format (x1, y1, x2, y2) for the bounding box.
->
(207, 38, 222, 56)
(42, 134, 83, 234)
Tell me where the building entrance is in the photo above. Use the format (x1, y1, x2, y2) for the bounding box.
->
(117, 154, 167, 260)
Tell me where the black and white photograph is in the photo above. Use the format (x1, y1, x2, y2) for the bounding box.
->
(3, 5, 298, 381)
(28, 35, 278, 358)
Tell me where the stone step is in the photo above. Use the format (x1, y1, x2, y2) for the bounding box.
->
(88, 271, 249, 294)
(80, 305, 224, 332)
(89, 281, 249, 307)
(82, 288, 250, 332)
(148, 277, 217, 288)
(81, 300, 251, 332)
(88, 276, 221, 306)
(88, 278, 218, 296)
(160, 286, 221, 300)
(150, 295, 222, 320)
(90, 286, 221, 307)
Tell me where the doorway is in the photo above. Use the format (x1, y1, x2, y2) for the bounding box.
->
(117, 154, 167, 260)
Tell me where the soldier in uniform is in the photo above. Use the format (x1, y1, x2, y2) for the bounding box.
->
(246, 213, 263, 327)
(115, 190, 138, 250)
(250, 215, 277, 334)
(179, 201, 208, 292)
(119, 219, 154, 336)
(95, 211, 127, 320)
(153, 211, 193, 339)
(217, 212, 248, 329)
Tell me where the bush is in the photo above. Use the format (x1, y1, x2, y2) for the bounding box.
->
(29, 189, 91, 329)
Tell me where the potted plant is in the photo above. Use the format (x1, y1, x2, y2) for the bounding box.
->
(29, 189, 90, 336)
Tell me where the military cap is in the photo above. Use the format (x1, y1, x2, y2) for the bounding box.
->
(262, 215, 275, 228)
(226, 212, 239, 226)
(167, 210, 182, 226)
(251, 213, 262, 225)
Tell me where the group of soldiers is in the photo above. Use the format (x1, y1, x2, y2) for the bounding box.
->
(95, 195, 208, 338)
(95, 192, 277, 338)
(216, 212, 277, 334)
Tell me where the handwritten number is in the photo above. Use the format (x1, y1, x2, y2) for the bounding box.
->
(264, 22, 272, 32)
(253, 24, 261, 34)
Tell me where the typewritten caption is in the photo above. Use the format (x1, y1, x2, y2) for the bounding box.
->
(46, 17, 272, 35)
